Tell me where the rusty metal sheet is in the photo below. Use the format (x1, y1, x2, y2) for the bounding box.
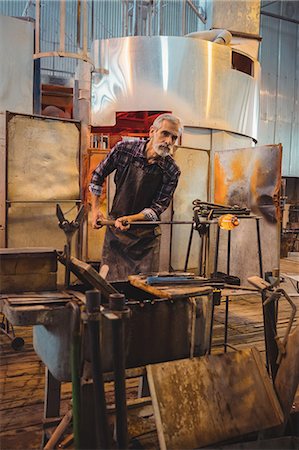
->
(147, 348, 283, 449)
(214, 144, 282, 224)
(213, 145, 282, 283)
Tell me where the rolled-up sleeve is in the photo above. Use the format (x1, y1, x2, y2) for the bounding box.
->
(89, 143, 121, 196)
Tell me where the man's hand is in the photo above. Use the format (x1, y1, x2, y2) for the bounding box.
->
(115, 216, 131, 231)
(92, 210, 106, 229)
(114, 212, 147, 231)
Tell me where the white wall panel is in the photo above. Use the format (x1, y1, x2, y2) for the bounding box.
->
(0, 15, 33, 114)
(259, 2, 299, 177)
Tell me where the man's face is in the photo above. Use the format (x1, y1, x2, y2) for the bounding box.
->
(149, 120, 179, 158)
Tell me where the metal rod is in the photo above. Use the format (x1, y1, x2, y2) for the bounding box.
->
(59, 0, 66, 52)
(86, 291, 110, 449)
(44, 410, 72, 450)
(227, 230, 231, 276)
(82, 0, 88, 55)
(108, 294, 129, 449)
(213, 226, 220, 274)
(35, 0, 40, 54)
(261, 290, 270, 374)
(261, 10, 299, 25)
(263, 292, 279, 380)
(186, 0, 206, 23)
(77, 0, 81, 49)
(181, 0, 186, 35)
(184, 224, 194, 272)
(64, 241, 71, 288)
(256, 218, 263, 278)
(6, 200, 81, 203)
(198, 234, 204, 276)
(208, 299, 215, 354)
(69, 301, 81, 450)
(224, 296, 229, 353)
(98, 219, 204, 226)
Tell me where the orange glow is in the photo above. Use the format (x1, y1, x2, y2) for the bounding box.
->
(231, 154, 245, 181)
(214, 153, 228, 204)
(218, 214, 240, 230)
(250, 159, 262, 199)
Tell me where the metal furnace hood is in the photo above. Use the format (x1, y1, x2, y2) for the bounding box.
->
(91, 36, 260, 141)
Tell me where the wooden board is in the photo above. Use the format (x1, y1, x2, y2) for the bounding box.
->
(147, 348, 283, 449)
(128, 274, 213, 299)
(274, 325, 299, 432)
(59, 256, 118, 301)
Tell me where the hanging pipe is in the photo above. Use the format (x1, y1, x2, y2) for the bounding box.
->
(186, 28, 232, 45)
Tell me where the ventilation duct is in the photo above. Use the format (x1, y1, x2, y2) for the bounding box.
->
(186, 29, 232, 45)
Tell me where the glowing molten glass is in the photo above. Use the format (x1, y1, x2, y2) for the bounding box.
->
(218, 214, 240, 230)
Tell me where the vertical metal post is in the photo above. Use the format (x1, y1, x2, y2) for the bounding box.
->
(109, 293, 129, 450)
(35, 0, 40, 54)
(227, 230, 231, 276)
(69, 301, 82, 450)
(59, 0, 66, 52)
(86, 290, 110, 449)
(91, 0, 94, 42)
(42, 368, 61, 447)
(33, 57, 41, 115)
(213, 225, 220, 274)
(132, 0, 137, 36)
(262, 292, 279, 380)
(184, 223, 194, 272)
(181, 0, 186, 35)
(224, 230, 231, 352)
(198, 234, 204, 276)
(77, 0, 81, 49)
(82, 0, 88, 56)
(256, 218, 263, 278)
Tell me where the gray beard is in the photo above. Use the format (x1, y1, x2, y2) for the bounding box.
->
(154, 144, 171, 158)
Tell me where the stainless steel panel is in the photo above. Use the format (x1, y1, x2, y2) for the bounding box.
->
(91, 36, 260, 140)
(0, 15, 33, 114)
(7, 115, 80, 201)
(6, 114, 81, 284)
(172, 146, 209, 270)
(258, 5, 299, 177)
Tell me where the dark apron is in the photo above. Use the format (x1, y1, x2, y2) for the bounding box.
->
(101, 156, 163, 281)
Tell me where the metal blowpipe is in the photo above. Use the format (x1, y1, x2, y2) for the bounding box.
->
(97, 214, 240, 230)
(97, 219, 209, 227)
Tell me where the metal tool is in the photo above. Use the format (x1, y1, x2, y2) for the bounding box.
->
(146, 276, 224, 287)
(248, 276, 297, 380)
(56, 204, 85, 287)
(185, 200, 253, 276)
(97, 219, 207, 227)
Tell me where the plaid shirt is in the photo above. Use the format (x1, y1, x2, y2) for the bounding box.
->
(89, 139, 181, 220)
